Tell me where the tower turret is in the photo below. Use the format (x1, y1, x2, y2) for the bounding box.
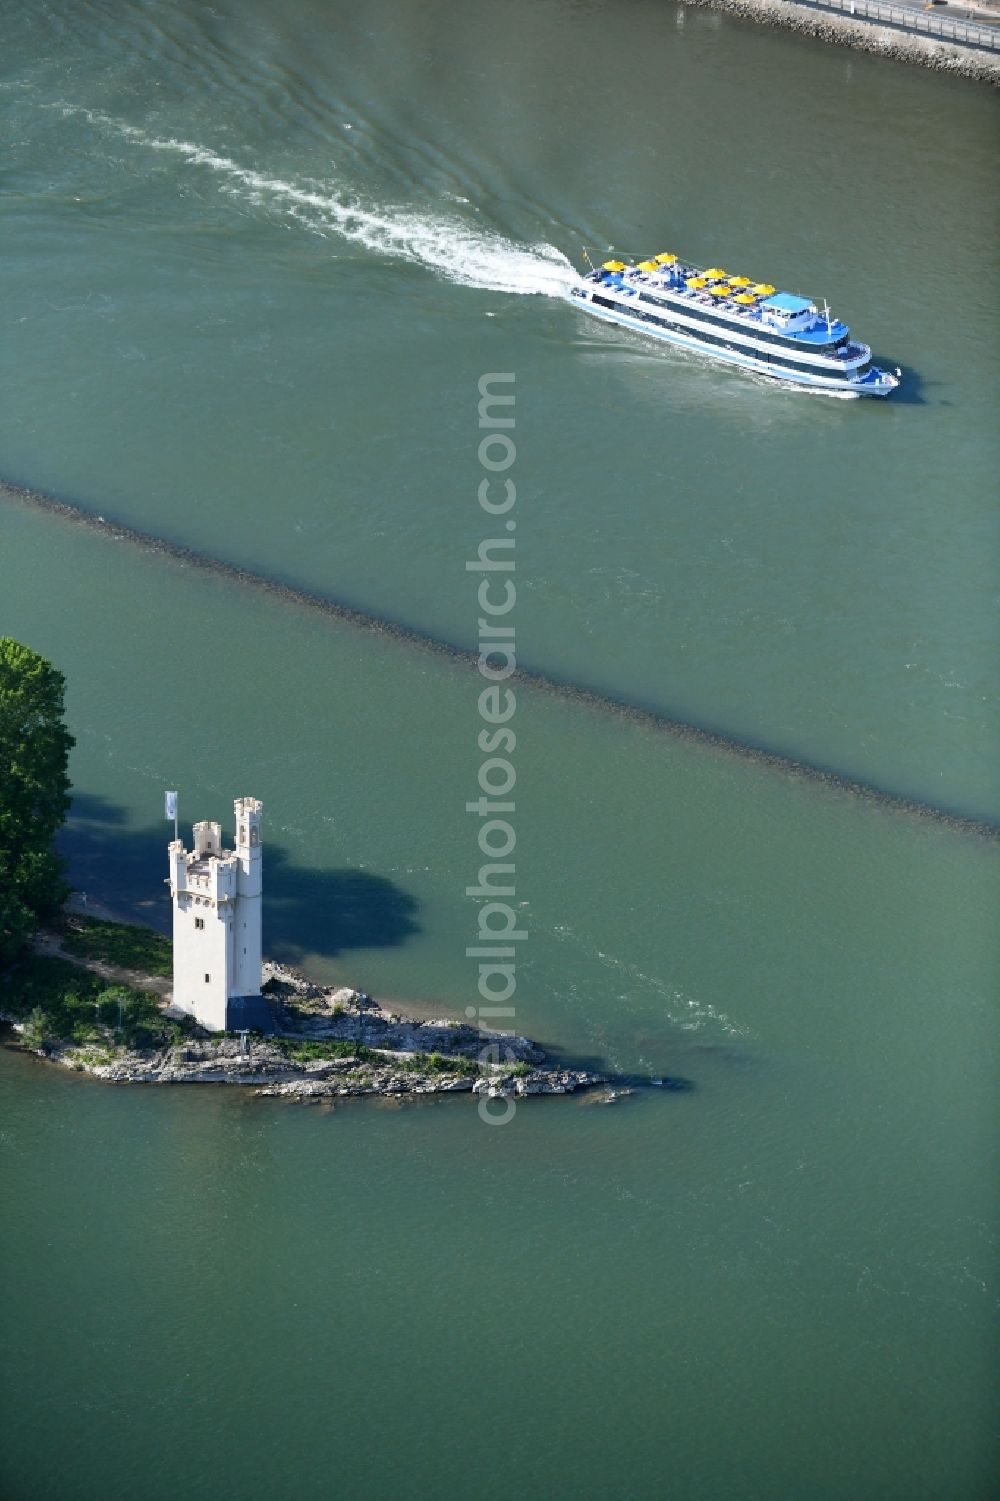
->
(232, 797, 263, 1003)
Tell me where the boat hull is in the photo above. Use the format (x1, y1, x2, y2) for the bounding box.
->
(569, 288, 898, 398)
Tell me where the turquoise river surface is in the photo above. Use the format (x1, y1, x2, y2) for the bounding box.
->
(1, 2, 998, 1498)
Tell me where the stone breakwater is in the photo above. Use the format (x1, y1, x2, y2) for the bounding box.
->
(7, 962, 610, 1105)
(5, 478, 997, 840)
(685, 0, 1000, 82)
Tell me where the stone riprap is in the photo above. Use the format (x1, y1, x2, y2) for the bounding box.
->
(260, 963, 542, 1060)
(7, 960, 608, 1104)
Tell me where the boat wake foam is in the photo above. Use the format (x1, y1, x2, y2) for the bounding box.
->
(53, 105, 579, 298)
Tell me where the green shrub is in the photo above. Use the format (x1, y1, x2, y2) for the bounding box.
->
(21, 1006, 53, 1050)
(1, 954, 180, 1052)
(85, 1047, 119, 1066)
(427, 1051, 479, 1075)
(1, 955, 91, 1021)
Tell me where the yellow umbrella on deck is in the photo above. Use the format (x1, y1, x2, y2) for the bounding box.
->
(734, 293, 758, 304)
(702, 268, 727, 280)
(654, 253, 678, 265)
(751, 283, 776, 296)
(686, 277, 708, 289)
(637, 260, 659, 272)
(602, 260, 627, 271)
(708, 285, 730, 297)
(728, 276, 752, 288)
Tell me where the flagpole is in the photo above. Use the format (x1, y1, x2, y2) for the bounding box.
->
(165, 789, 179, 843)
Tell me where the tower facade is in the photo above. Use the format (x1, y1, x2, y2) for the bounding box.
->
(168, 797, 266, 1031)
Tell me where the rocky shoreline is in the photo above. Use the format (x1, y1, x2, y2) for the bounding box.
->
(684, 0, 1000, 82)
(5, 959, 615, 1106)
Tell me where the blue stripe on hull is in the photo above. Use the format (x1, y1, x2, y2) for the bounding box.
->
(575, 300, 893, 397)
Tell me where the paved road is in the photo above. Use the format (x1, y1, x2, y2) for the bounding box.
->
(792, 0, 1000, 41)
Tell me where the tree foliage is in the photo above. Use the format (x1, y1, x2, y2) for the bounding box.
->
(0, 638, 75, 966)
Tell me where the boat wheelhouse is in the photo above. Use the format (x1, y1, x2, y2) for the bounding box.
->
(570, 253, 900, 397)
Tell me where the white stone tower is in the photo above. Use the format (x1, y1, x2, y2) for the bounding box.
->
(167, 797, 265, 1031)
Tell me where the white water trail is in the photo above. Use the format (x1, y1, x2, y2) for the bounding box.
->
(55, 105, 580, 298)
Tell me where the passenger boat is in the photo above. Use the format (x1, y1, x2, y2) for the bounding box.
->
(570, 253, 900, 397)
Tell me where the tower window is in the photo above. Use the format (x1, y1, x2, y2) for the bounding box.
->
(204, 973, 210, 984)
(195, 917, 205, 930)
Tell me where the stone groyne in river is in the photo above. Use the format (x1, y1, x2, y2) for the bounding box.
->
(4, 478, 997, 838)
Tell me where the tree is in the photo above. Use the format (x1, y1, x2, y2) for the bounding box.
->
(0, 639, 75, 967)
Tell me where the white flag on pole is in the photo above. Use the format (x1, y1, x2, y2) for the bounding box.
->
(165, 790, 178, 820)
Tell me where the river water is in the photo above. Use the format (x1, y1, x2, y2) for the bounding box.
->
(1, 3, 997, 1498)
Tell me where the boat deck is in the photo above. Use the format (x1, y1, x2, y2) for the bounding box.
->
(629, 278, 848, 344)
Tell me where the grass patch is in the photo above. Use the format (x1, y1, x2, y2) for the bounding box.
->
(391, 1051, 479, 1077)
(271, 1039, 479, 1075)
(275, 1038, 379, 1064)
(2, 954, 192, 1051)
(60, 917, 172, 978)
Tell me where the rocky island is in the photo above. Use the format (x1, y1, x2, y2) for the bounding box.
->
(0, 654, 616, 1111)
(1, 920, 614, 1108)
(89, 961, 607, 1104)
